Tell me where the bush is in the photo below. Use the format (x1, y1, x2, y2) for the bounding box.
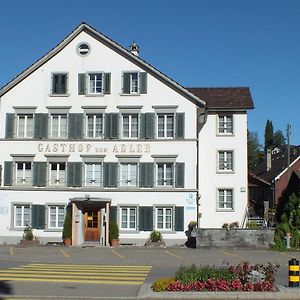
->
(246, 221, 260, 229)
(62, 207, 72, 239)
(150, 230, 161, 242)
(109, 220, 119, 240)
(152, 277, 175, 292)
(23, 224, 34, 241)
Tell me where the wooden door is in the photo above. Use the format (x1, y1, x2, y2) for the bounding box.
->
(84, 210, 100, 241)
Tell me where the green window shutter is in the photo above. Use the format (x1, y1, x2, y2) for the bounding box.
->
(68, 114, 83, 139)
(67, 162, 82, 187)
(104, 73, 111, 94)
(34, 114, 48, 139)
(4, 161, 13, 186)
(5, 113, 15, 138)
(104, 113, 110, 139)
(31, 205, 45, 229)
(175, 207, 184, 231)
(176, 113, 185, 139)
(139, 163, 154, 188)
(110, 113, 119, 139)
(110, 206, 117, 222)
(139, 114, 145, 139)
(33, 162, 47, 187)
(103, 163, 118, 187)
(122, 72, 130, 94)
(139, 207, 153, 231)
(139, 72, 147, 94)
(145, 113, 155, 139)
(175, 163, 185, 188)
(78, 73, 86, 95)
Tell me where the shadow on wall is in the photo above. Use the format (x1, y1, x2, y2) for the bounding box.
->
(0, 280, 13, 299)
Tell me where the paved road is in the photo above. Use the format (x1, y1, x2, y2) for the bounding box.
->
(0, 245, 298, 299)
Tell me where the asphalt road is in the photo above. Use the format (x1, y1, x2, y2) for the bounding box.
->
(0, 245, 298, 299)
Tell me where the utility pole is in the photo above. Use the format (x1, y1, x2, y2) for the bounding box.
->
(286, 124, 291, 178)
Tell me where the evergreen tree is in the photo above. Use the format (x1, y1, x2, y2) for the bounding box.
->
(264, 119, 274, 151)
(274, 130, 286, 147)
(247, 131, 261, 170)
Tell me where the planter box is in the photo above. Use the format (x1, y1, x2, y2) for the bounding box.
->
(19, 239, 40, 246)
(195, 228, 275, 248)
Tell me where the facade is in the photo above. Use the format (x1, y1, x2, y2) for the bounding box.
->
(0, 23, 253, 246)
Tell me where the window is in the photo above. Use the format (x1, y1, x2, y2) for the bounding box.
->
(120, 163, 138, 187)
(122, 72, 147, 94)
(122, 114, 138, 138)
(88, 73, 104, 94)
(51, 73, 68, 95)
(49, 162, 66, 186)
(84, 163, 103, 186)
(77, 43, 90, 56)
(50, 114, 67, 138)
(48, 205, 65, 229)
(218, 189, 233, 210)
(157, 114, 174, 138)
(17, 114, 33, 138)
(156, 163, 173, 187)
(218, 151, 233, 171)
(218, 115, 233, 134)
(16, 162, 32, 186)
(120, 207, 137, 230)
(86, 114, 103, 138)
(156, 207, 173, 230)
(14, 204, 30, 228)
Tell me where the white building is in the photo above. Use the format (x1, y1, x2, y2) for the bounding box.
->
(0, 23, 253, 246)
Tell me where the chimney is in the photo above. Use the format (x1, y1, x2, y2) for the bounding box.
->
(130, 42, 139, 56)
(266, 149, 272, 171)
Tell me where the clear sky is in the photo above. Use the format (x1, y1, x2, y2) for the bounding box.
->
(0, 0, 299, 146)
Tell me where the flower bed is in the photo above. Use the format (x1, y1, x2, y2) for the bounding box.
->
(152, 262, 279, 292)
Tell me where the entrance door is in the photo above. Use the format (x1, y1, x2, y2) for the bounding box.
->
(84, 210, 100, 241)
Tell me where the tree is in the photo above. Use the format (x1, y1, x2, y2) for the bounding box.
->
(264, 119, 274, 151)
(274, 130, 286, 148)
(248, 131, 261, 170)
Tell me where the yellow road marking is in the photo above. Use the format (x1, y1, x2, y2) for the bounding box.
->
(111, 249, 126, 259)
(9, 247, 14, 256)
(219, 249, 245, 259)
(164, 250, 182, 259)
(0, 277, 143, 285)
(60, 249, 70, 258)
(24, 263, 150, 268)
(280, 252, 299, 259)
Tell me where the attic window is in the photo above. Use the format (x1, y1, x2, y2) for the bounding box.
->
(77, 43, 90, 56)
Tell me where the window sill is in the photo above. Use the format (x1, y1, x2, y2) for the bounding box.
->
(216, 170, 235, 174)
(49, 94, 70, 97)
(216, 209, 234, 212)
(216, 133, 235, 137)
(120, 93, 141, 96)
(85, 93, 105, 97)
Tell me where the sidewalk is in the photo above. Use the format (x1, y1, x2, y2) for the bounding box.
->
(138, 284, 300, 299)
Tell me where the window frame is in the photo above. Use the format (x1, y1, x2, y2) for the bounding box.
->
(50, 114, 68, 139)
(87, 72, 104, 95)
(47, 205, 66, 230)
(119, 206, 137, 231)
(155, 206, 174, 231)
(155, 162, 174, 187)
(156, 113, 175, 139)
(49, 161, 66, 187)
(217, 114, 234, 135)
(119, 162, 138, 187)
(16, 114, 34, 138)
(217, 188, 234, 211)
(13, 203, 31, 229)
(51, 73, 69, 96)
(85, 113, 104, 139)
(84, 162, 103, 187)
(15, 161, 32, 186)
(217, 150, 234, 172)
(121, 113, 139, 139)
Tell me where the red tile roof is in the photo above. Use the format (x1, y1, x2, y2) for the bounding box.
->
(186, 87, 254, 109)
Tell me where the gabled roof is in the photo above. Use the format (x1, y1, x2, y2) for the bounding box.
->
(186, 87, 254, 110)
(0, 22, 205, 107)
(253, 146, 300, 182)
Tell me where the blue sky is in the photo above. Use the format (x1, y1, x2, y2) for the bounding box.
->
(0, 0, 299, 146)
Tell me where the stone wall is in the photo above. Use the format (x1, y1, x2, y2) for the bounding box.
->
(195, 228, 275, 248)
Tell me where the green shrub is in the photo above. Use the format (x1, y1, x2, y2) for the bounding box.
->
(152, 277, 175, 292)
(246, 221, 259, 229)
(109, 220, 119, 240)
(150, 230, 161, 242)
(23, 224, 34, 241)
(62, 208, 72, 239)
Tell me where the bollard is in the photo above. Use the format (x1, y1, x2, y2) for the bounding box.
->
(286, 232, 291, 249)
(288, 258, 300, 287)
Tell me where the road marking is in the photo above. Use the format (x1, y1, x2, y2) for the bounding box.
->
(164, 250, 182, 259)
(0, 263, 151, 285)
(280, 252, 299, 259)
(111, 249, 126, 259)
(60, 249, 70, 258)
(219, 249, 245, 259)
(9, 246, 14, 256)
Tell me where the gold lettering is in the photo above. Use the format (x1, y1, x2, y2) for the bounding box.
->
(121, 144, 126, 153)
(78, 144, 83, 152)
(137, 144, 142, 153)
(129, 144, 135, 153)
(38, 144, 43, 152)
(113, 145, 118, 153)
(145, 144, 150, 153)
(45, 144, 51, 152)
(53, 144, 58, 152)
(69, 144, 76, 152)
(60, 144, 67, 152)
(86, 144, 92, 153)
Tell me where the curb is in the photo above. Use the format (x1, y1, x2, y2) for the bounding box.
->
(138, 283, 300, 299)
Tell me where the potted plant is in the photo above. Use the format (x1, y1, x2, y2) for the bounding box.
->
(20, 224, 39, 245)
(109, 220, 119, 247)
(62, 208, 72, 246)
